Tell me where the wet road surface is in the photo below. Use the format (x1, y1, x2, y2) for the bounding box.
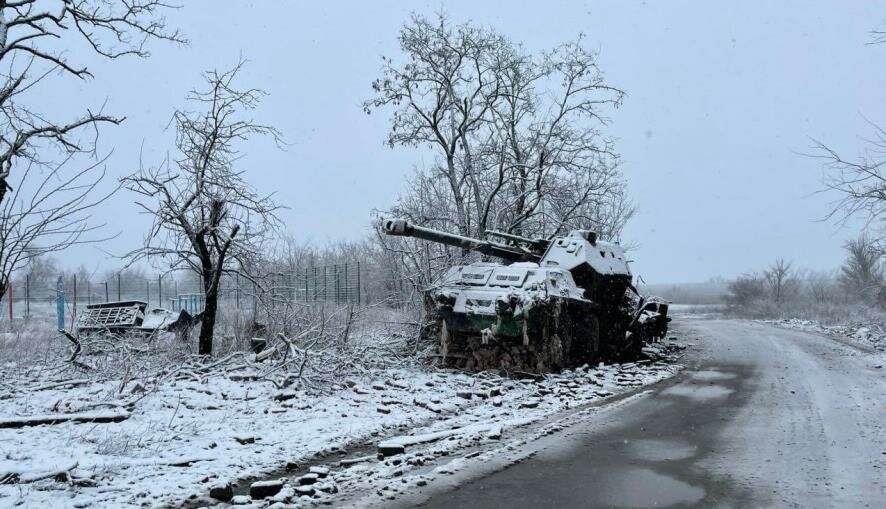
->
(416, 319, 885, 508)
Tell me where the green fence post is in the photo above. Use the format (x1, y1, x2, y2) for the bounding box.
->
(357, 261, 362, 306)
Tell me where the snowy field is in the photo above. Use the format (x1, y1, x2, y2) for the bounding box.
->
(0, 318, 684, 508)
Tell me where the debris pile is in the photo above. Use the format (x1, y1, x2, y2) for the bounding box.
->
(75, 300, 198, 337)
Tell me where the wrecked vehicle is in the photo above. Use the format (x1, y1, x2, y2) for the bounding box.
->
(75, 300, 198, 338)
(382, 219, 670, 372)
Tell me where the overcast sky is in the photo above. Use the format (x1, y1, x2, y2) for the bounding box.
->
(43, 0, 885, 283)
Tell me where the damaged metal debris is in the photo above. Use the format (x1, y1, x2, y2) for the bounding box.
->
(74, 300, 199, 337)
(383, 219, 671, 372)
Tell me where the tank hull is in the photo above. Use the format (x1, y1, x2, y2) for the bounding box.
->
(424, 263, 605, 372)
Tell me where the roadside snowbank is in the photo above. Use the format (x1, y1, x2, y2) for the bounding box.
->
(764, 318, 886, 352)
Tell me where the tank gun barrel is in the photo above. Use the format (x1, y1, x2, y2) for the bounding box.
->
(383, 219, 538, 262)
(484, 230, 551, 252)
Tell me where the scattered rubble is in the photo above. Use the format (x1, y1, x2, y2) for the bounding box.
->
(250, 479, 284, 499)
(297, 473, 319, 485)
(230, 494, 252, 505)
(209, 482, 234, 502)
(309, 466, 330, 478)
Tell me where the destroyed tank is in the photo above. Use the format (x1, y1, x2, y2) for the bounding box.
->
(383, 219, 670, 372)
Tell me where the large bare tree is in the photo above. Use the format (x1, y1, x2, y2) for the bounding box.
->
(0, 0, 185, 204)
(123, 62, 281, 355)
(365, 13, 507, 237)
(366, 13, 631, 298)
(482, 37, 628, 238)
(0, 155, 113, 300)
(0, 0, 183, 303)
(814, 25, 886, 251)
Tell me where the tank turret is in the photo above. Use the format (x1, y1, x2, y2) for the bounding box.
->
(539, 229, 633, 306)
(384, 218, 633, 305)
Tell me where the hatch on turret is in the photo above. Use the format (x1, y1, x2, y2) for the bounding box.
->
(541, 230, 631, 276)
(540, 230, 632, 304)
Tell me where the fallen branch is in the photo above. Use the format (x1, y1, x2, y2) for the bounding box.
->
(377, 418, 534, 456)
(60, 330, 94, 371)
(0, 461, 78, 485)
(89, 455, 213, 468)
(255, 345, 280, 362)
(28, 379, 90, 392)
(21, 461, 79, 483)
(0, 410, 130, 429)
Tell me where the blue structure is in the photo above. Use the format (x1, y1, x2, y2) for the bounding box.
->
(56, 276, 65, 331)
(169, 293, 204, 315)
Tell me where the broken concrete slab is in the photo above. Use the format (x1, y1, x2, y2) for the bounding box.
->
(297, 473, 319, 485)
(309, 466, 330, 478)
(295, 485, 316, 497)
(209, 482, 234, 502)
(249, 479, 283, 499)
(377, 442, 406, 457)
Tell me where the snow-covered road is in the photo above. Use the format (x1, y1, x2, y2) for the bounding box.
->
(392, 319, 885, 508)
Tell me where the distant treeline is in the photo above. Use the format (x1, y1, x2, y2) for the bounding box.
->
(640, 281, 730, 305)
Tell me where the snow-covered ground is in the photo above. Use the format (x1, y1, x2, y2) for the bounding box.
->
(763, 318, 886, 352)
(0, 333, 684, 508)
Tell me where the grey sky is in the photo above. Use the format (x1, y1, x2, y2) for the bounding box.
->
(46, 0, 884, 283)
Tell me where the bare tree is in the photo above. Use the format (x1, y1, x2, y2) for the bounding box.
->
(366, 14, 628, 241)
(764, 258, 795, 305)
(365, 12, 507, 237)
(813, 128, 886, 249)
(839, 235, 884, 302)
(813, 25, 885, 249)
(0, 155, 114, 304)
(0, 0, 185, 205)
(482, 37, 628, 239)
(123, 62, 281, 355)
(805, 268, 840, 305)
(0, 1, 183, 303)
(24, 254, 59, 293)
(725, 273, 766, 308)
(365, 13, 630, 302)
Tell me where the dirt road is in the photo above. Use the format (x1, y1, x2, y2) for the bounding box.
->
(414, 319, 885, 508)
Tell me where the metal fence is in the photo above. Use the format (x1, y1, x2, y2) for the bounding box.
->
(0, 261, 368, 321)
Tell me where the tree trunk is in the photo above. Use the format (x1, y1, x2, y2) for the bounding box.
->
(198, 277, 218, 355)
(444, 156, 469, 237)
(0, 179, 8, 208)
